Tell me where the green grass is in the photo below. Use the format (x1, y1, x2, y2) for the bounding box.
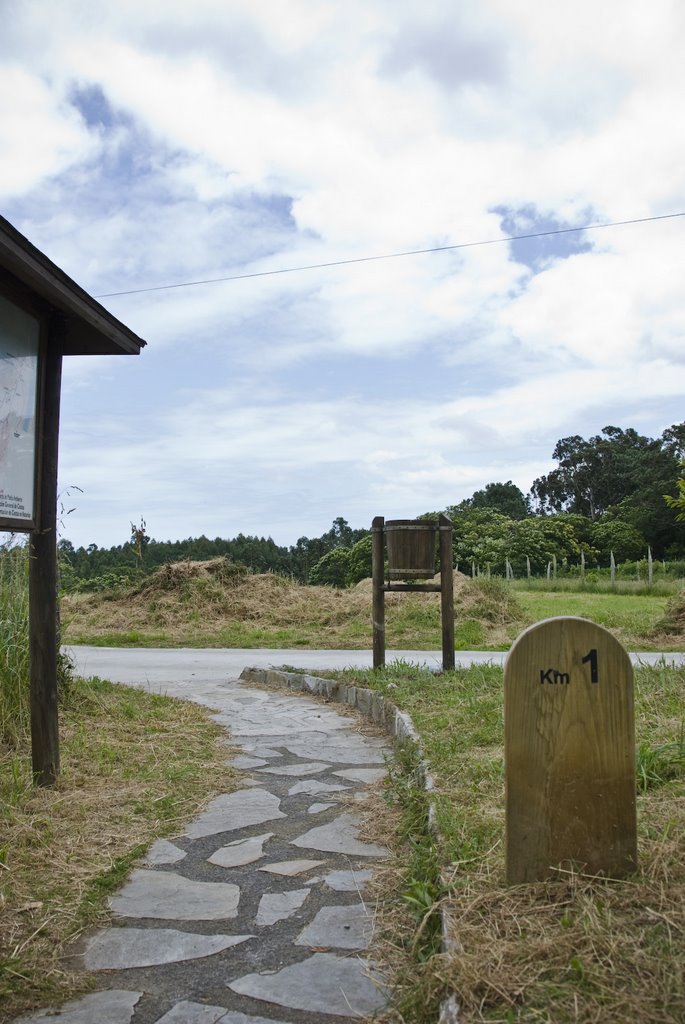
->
(636, 733, 685, 792)
(455, 618, 488, 648)
(513, 588, 669, 649)
(67, 624, 324, 648)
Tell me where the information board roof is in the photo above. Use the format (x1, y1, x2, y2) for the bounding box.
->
(0, 214, 146, 356)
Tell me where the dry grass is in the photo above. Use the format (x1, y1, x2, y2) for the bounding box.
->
(0, 676, 237, 1023)
(650, 588, 685, 646)
(437, 782, 684, 1023)
(62, 560, 527, 649)
(64, 562, 370, 643)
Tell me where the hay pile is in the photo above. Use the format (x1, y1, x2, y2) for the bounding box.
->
(62, 560, 526, 647)
(651, 588, 685, 640)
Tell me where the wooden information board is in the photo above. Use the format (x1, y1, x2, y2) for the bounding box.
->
(504, 616, 636, 883)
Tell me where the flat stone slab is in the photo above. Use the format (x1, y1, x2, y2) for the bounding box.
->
(259, 859, 325, 876)
(231, 755, 268, 769)
(291, 813, 390, 858)
(296, 904, 372, 950)
(285, 740, 387, 765)
(215, 696, 351, 737)
(208, 833, 273, 868)
(308, 802, 334, 814)
(83, 928, 253, 969)
(143, 840, 187, 866)
(219, 1014, 293, 1024)
(288, 779, 348, 796)
(185, 789, 285, 838)
(110, 870, 240, 920)
(333, 768, 388, 783)
(257, 761, 330, 777)
(227, 951, 387, 1016)
(325, 868, 374, 892)
(256, 888, 310, 925)
(156, 1007, 293, 1024)
(155, 1003, 230, 1024)
(15, 991, 142, 1024)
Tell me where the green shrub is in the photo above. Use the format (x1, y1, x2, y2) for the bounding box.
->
(308, 547, 352, 587)
(65, 567, 144, 594)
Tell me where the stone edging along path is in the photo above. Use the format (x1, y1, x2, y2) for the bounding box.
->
(240, 668, 459, 1024)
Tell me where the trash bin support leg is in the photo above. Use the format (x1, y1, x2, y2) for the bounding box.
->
(372, 516, 385, 669)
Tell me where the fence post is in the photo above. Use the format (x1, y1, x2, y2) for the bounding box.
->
(372, 516, 385, 669)
(440, 514, 454, 670)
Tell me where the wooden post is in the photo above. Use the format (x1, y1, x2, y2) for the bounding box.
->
(504, 616, 636, 883)
(372, 516, 385, 669)
(28, 317, 63, 785)
(439, 514, 454, 670)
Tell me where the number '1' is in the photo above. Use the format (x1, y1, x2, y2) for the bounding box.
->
(582, 648, 599, 683)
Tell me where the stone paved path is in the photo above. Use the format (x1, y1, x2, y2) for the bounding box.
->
(15, 675, 392, 1024)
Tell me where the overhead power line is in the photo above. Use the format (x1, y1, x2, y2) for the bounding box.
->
(95, 210, 685, 299)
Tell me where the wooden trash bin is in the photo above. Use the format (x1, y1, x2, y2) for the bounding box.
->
(385, 519, 437, 580)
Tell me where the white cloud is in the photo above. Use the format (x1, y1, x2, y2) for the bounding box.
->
(2, 0, 684, 548)
(0, 67, 95, 197)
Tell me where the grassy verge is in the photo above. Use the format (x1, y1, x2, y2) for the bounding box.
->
(514, 589, 669, 649)
(0, 675, 237, 1024)
(325, 662, 685, 1023)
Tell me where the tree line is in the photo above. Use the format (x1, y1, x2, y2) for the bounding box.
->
(59, 423, 685, 591)
(58, 516, 369, 591)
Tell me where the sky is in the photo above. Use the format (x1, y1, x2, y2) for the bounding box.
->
(1, 0, 684, 551)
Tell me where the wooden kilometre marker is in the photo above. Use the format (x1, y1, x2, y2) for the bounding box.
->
(504, 617, 636, 883)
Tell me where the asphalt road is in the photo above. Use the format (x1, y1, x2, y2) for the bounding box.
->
(65, 645, 685, 689)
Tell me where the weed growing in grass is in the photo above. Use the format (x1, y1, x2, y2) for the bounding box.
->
(636, 727, 685, 792)
(384, 742, 444, 962)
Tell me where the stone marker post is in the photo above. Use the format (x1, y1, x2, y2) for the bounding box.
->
(504, 616, 636, 883)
